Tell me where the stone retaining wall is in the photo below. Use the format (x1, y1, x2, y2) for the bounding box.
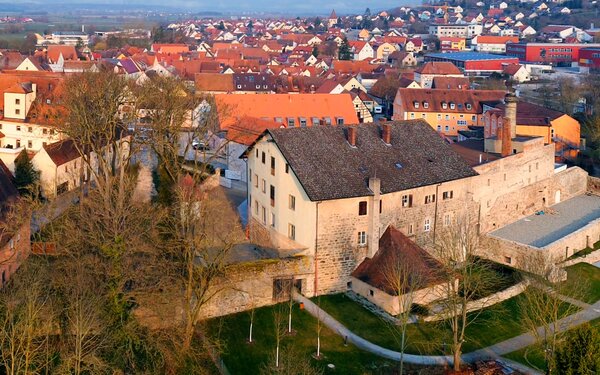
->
(423, 281, 528, 322)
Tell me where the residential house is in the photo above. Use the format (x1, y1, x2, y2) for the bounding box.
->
(471, 35, 519, 53)
(413, 62, 464, 89)
(393, 88, 505, 137)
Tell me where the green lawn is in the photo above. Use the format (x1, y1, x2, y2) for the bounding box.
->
(207, 303, 397, 375)
(504, 317, 600, 372)
(315, 293, 575, 355)
(564, 263, 600, 304)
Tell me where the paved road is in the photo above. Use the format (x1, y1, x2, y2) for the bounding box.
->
(295, 292, 600, 374)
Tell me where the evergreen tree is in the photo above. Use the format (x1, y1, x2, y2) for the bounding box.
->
(14, 149, 39, 197)
(217, 21, 225, 31)
(311, 45, 319, 58)
(247, 20, 253, 36)
(338, 37, 352, 60)
(554, 324, 600, 374)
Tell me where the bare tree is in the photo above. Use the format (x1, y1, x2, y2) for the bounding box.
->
(518, 252, 583, 374)
(0, 262, 54, 375)
(432, 214, 504, 372)
(383, 257, 430, 374)
(315, 296, 323, 359)
(272, 303, 287, 369)
(55, 263, 107, 375)
(262, 344, 323, 375)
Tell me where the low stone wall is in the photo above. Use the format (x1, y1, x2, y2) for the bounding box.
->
(562, 248, 600, 267)
(134, 256, 315, 329)
(481, 235, 546, 270)
(543, 217, 600, 261)
(423, 281, 528, 322)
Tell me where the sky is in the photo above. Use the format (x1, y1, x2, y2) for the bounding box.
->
(5, 1, 414, 14)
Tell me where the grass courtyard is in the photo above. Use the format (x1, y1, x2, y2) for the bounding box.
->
(315, 293, 539, 355)
(207, 304, 397, 375)
(208, 263, 599, 374)
(563, 262, 600, 304)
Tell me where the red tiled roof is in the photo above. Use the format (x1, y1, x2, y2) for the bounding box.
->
(351, 226, 446, 295)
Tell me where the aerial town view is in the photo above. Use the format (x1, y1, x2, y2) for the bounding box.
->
(1, 0, 600, 373)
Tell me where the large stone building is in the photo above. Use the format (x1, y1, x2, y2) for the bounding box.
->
(242, 92, 590, 301)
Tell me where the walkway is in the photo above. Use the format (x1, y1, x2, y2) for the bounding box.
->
(295, 293, 600, 375)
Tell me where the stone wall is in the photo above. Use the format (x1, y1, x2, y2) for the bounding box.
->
(545, 218, 600, 261)
(199, 256, 315, 319)
(313, 178, 477, 295)
(479, 166, 588, 233)
(423, 281, 527, 322)
(134, 256, 315, 329)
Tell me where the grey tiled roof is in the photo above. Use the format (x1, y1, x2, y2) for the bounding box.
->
(265, 120, 478, 201)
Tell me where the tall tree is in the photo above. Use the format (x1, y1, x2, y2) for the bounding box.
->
(13, 149, 38, 197)
(338, 38, 352, 60)
(433, 214, 505, 372)
(518, 252, 583, 374)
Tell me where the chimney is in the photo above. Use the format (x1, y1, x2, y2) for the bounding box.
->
(382, 123, 391, 144)
(504, 92, 518, 139)
(501, 116, 512, 157)
(347, 127, 357, 147)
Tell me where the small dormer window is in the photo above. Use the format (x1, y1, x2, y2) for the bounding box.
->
(466, 103, 472, 110)
(237, 84, 242, 89)
(46, 99, 51, 104)
(423, 101, 429, 109)
(413, 101, 419, 108)
(441, 102, 447, 109)
(450, 102, 456, 110)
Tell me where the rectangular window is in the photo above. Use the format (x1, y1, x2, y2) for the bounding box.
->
(504, 256, 512, 264)
(358, 231, 367, 246)
(27, 140, 32, 148)
(425, 194, 436, 204)
(379, 200, 382, 214)
(424, 219, 431, 232)
(15, 109, 20, 115)
(261, 179, 266, 193)
(261, 206, 266, 224)
(270, 185, 275, 206)
(15, 99, 20, 105)
(407, 223, 414, 235)
(444, 214, 451, 227)
(261, 152, 266, 164)
(15, 139, 20, 148)
(287, 118, 295, 127)
(358, 201, 367, 216)
(16, 126, 21, 131)
(336, 117, 344, 125)
(27, 127, 32, 133)
(288, 223, 296, 240)
(254, 200, 259, 215)
(402, 194, 412, 208)
(285, 163, 290, 173)
(289, 195, 296, 210)
(271, 213, 276, 227)
(299, 117, 307, 127)
(270, 156, 275, 176)
(254, 174, 258, 188)
(443, 191, 453, 200)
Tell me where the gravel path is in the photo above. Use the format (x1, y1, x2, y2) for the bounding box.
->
(295, 292, 600, 375)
